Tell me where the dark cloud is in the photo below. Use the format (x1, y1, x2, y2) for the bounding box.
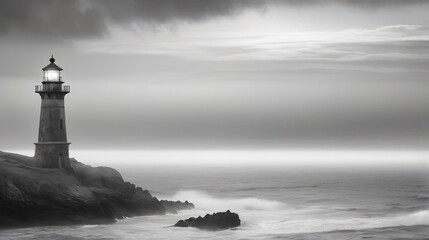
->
(0, 0, 268, 40)
(0, 0, 428, 40)
(98, 0, 267, 24)
(0, 0, 106, 39)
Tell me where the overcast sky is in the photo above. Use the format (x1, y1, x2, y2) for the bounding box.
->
(0, 0, 428, 150)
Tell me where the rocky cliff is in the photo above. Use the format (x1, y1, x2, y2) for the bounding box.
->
(0, 151, 194, 229)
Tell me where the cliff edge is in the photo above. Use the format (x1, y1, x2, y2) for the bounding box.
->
(0, 151, 194, 229)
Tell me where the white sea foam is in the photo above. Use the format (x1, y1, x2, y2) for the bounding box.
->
(167, 190, 286, 211)
(165, 190, 429, 235)
(381, 210, 429, 227)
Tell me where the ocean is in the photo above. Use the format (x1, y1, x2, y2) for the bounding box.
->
(1, 151, 428, 239)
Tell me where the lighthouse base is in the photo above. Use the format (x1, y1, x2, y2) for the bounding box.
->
(34, 142, 71, 169)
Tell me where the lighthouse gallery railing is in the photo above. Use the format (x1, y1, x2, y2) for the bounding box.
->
(35, 85, 70, 93)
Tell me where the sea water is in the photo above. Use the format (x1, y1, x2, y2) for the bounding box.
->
(1, 153, 428, 239)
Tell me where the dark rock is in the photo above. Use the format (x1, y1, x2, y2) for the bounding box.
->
(174, 210, 240, 231)
(174, 220, 189, 227)
(0, 151, 194, 229)
(161, 200, 195, 214)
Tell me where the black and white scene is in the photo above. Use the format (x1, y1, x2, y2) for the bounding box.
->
(0, 0, 428, 239)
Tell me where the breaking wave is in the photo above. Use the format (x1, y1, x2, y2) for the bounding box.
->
(165, 190, 429, 235)
(382, 210, 429, 227)
(167, 190, 286, 211)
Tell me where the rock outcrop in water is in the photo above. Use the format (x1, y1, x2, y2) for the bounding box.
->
(174, 210, 240, 230)
(0, 151, 194, 229)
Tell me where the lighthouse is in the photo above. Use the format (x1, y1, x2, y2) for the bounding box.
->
(34, 56, 71, 169)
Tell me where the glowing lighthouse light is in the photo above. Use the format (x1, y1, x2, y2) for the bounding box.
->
(42, 55, 63, 81)
(45, 69, 59, 81)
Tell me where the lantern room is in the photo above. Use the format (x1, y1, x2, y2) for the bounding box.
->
(42, 55, 63, 82)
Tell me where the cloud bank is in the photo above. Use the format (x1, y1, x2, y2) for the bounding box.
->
(78, 25, 429, 75)
(1, 0, 428, 39)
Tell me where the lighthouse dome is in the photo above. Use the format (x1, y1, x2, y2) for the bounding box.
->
(42, 55, 63, 71)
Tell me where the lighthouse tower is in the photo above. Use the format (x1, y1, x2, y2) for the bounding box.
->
(34, 56, 71, 169)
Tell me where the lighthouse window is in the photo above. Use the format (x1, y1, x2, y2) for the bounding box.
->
(58, 154, 63, 169)
(60, 119, 63, 129)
